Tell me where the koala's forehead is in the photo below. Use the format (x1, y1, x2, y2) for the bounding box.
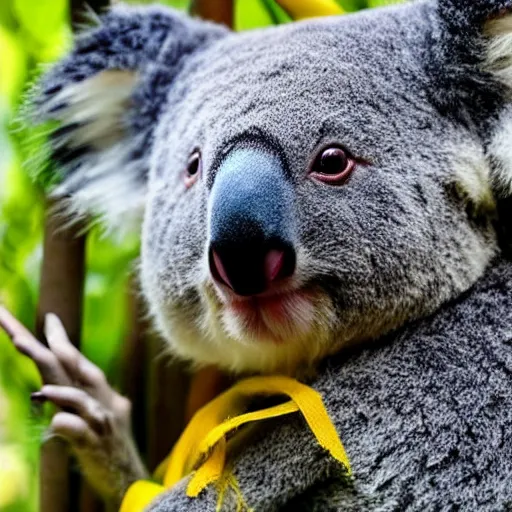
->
(166, 1, 442, 160)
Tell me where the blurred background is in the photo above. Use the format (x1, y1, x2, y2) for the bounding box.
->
(0, 0, 398, 510)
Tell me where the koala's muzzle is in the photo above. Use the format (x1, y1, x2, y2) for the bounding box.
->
(208, 148, 296, 297)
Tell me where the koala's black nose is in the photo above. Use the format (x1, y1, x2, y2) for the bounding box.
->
(208, 147, 296, 297)
(210, 240, 296, 296)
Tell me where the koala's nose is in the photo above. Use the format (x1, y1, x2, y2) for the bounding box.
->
(208, 147, 296, 296)
(210, 243, 296, 296)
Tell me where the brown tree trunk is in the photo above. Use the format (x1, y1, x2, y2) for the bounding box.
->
(37, 2, 111, 511)
(37, 202, 86, 512)
(146, 338, 190, 472)
(121, 276, 150, 461)
(190, 0, 235, 27)
(68, 2, 110, 510)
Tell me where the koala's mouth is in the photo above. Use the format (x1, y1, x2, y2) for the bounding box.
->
(217, 287, 319, 344)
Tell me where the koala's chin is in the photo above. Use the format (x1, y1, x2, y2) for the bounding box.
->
(211, 283, 330, 342)
(192, 280, 337, 375)
(149, 276, 336, 376)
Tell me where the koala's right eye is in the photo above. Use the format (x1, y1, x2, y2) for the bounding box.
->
(310, 146, 355, 185)
(184, 150, 202, 188)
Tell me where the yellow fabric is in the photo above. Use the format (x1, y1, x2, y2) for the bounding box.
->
(215, 470, 254, 512)
(188, 438, 227, 497)
(187, 401, 298, 496)
(120, 481, 165, 512)
(275, 0, 343, 19)
(119, 376, 350, 512)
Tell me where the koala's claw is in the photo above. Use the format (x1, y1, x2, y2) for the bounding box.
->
(41, 385, 115, 436)
(50, 410, 102, 448)
(0, 306, 148, 503)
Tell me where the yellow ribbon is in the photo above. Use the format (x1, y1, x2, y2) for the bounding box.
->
(120, 376, 350, 512)
(275, 0, 343, 20)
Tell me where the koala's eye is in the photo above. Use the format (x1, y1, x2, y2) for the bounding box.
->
(185, 150, 202, 188)
(310, 146, 355, 185)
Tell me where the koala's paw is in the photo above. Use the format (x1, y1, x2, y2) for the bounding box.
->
(0, 307, 148, 504)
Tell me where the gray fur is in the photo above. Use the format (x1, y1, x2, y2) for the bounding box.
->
(149, 258, 512, 510)
(141, 0, 502, 373)
(33, 0, 512, 509)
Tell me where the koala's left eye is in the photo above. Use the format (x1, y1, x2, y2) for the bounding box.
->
(184, 150, 202, 188)
(310, 146, 355, 185)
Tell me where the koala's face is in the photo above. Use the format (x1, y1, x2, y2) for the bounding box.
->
(140, 4, 501, 374)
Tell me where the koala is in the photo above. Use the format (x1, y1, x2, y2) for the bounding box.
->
(2, 0, 512, 509)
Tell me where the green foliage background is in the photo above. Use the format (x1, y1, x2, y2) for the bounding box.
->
(0, 0, 399, 510)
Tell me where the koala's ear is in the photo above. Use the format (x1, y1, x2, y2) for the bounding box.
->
(432, 1, 512, 254)
(437, 0, 512, 26)
(429, 0, 512, 114)
(34, 5, 227, 233)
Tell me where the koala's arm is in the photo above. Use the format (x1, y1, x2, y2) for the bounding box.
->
(0, 307, 147, 505)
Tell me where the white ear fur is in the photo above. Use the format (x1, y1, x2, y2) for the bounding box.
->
(48, 71, 136, 150)
(451, 141, 495, 209)
(45, 70, 146, 234)
(484, 16, 512, 197)
(488, 107, 512, 196)
(484, 14, 512, 91)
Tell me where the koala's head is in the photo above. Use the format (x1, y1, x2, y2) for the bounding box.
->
(36, 0, 512, 374)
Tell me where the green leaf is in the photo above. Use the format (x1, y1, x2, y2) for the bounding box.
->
(13, 0, 67, 43)
(261, 0, 292, 24)
(236, 0, 274, 30)
(367, 0, 404, 7)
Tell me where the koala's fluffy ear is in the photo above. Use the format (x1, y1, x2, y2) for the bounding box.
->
(438, 0, 512, 25)
(34, 5, 227, 232)
(432, 1, 512, 253)
(429, 0, 512, 114)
